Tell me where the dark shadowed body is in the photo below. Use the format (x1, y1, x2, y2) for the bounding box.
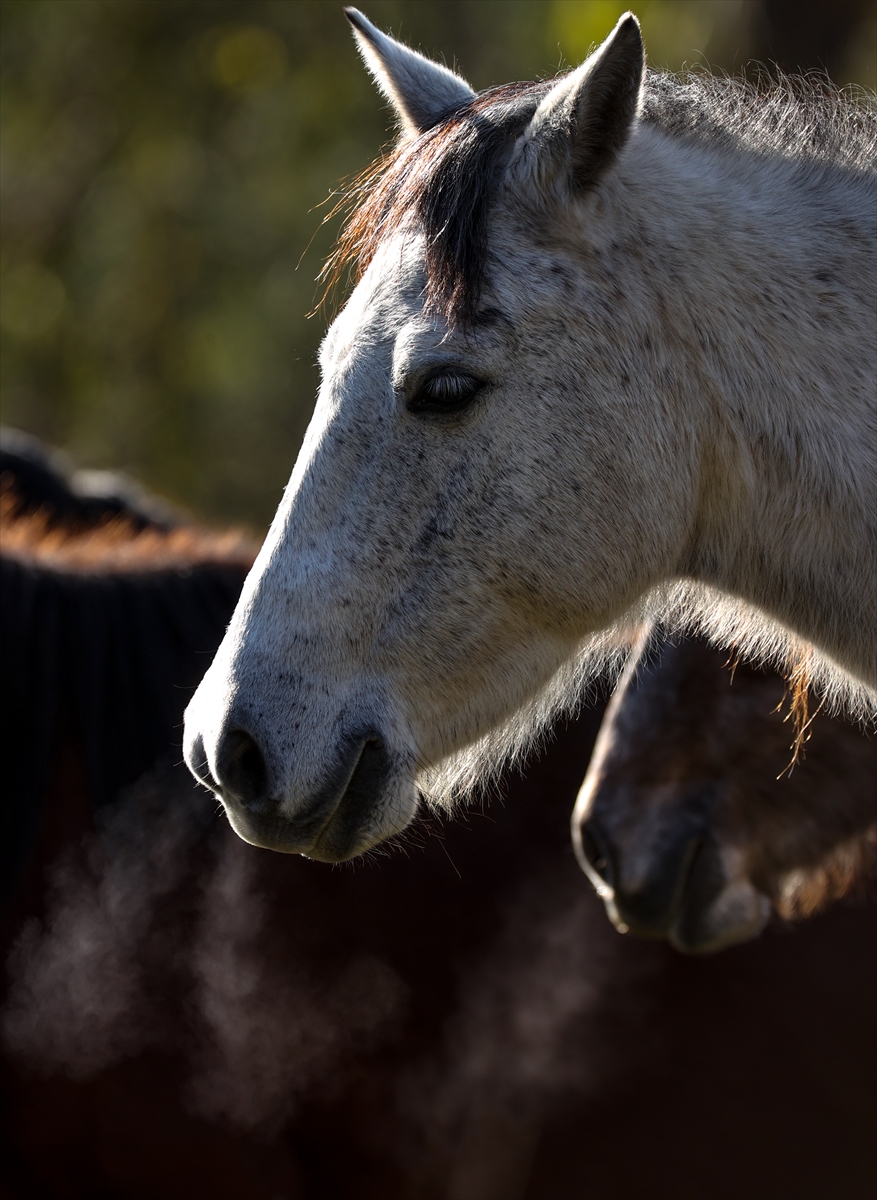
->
(0, 484, 255, 909)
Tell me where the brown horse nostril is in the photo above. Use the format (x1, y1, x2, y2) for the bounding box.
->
(579, 821, 614, 886)
(216, 728, 270, 810)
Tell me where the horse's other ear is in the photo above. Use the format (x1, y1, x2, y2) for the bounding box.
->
(520, 12, 644, 195)
(345, 8, 475, 137)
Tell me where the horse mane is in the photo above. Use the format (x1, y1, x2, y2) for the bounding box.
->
(642, 69, 875, 171)
(325, 69, 875, 324)
(0, 487, 256, 574)
(325, 79, 545, 323)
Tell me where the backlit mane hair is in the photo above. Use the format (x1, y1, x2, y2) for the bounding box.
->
(325, 70, 875, 324)
(0, 487, 256, 574)
(324, 80, 548, 323)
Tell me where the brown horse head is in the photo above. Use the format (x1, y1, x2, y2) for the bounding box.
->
(572, 630, 876, 952)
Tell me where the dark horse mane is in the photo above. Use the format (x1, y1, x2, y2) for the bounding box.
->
(1, 481, 256, 902)
(326, 69, 875, 323)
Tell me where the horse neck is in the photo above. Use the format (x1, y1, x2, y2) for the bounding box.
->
(618, 128, 877, 688)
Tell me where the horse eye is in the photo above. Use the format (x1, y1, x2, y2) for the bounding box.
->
(410, 372, 482, 413)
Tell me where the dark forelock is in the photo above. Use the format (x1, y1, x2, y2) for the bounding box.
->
(326, 80, 549, 324)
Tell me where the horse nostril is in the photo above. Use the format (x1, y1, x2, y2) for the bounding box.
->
(216, 728, 270, 809)
(579, 820, 615, 886)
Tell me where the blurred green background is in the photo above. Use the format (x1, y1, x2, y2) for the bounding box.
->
(2, 0, 874, 529)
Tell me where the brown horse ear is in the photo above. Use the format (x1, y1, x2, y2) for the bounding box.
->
(519, 13, 644, 194)
(345, 8, 475, 137)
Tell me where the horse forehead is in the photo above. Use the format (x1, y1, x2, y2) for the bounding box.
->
(320, 220, 565, 379)
(320, 238, 429, 370)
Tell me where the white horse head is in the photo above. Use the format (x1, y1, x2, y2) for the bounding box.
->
(184, 11, 876, 860)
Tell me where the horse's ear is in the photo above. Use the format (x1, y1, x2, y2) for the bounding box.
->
(520, 13, 644, 194)
(345, 8, 475, 137)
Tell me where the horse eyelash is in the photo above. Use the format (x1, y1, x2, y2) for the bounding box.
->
(412, 372, 482, 410)
(427, 374, 475, 397)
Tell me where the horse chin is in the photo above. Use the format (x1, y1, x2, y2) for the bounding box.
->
(668, 879, 772, 954)
(224, 807, 414, 861)
(304, 777, 419, 862)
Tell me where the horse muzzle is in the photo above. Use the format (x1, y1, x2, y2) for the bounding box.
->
(185, 721, 417, 861)
(574, 814, 770, 952)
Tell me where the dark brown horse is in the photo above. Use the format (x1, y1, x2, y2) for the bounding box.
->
(573, 627, 876, 952)
(2, 450, 875, 1200)
(0, 484, 254, 912)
